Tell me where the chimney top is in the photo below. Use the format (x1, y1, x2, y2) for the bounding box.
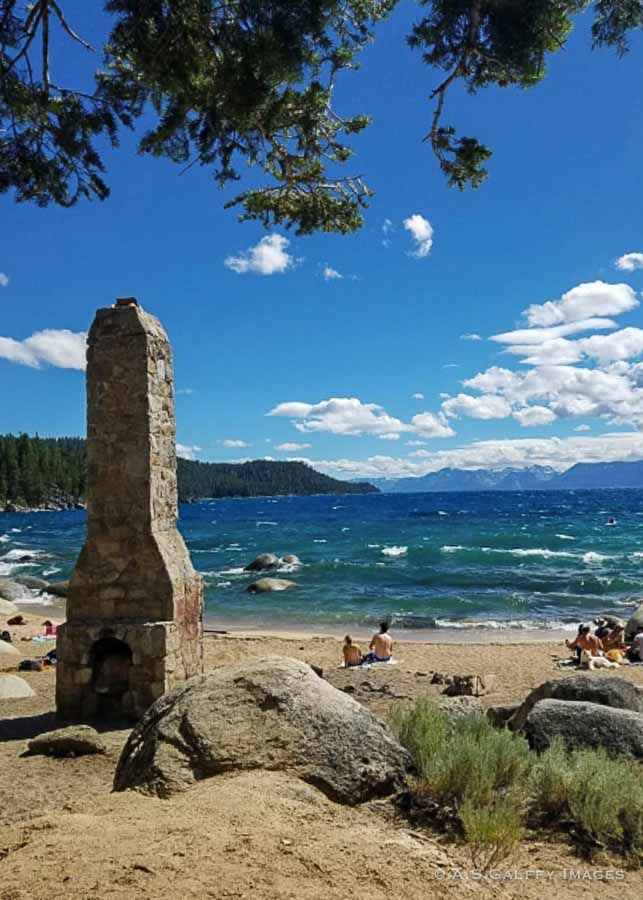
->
(115, 297, 138, 308)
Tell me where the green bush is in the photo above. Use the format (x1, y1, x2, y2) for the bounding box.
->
(528, 737, 574, 819)
(460, 795, 526, 872)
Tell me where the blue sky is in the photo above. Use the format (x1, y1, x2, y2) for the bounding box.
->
(1, 2, 643, 480)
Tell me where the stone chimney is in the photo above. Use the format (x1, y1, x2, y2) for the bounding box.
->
(56, 300, 203, 721)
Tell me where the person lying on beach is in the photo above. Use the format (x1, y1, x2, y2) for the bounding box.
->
(362, 621, 394, 663)
(342, 636, 362, 668)
(566, 624, 603, 660)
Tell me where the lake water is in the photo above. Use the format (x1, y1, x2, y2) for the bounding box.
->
(2, 489, 643, 635)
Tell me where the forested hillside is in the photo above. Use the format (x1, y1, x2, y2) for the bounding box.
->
(0, 434, 376, 509)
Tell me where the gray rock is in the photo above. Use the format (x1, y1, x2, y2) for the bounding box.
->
(246, 578, 297, 593)
(45, 580, 69, 598)
(280, 554, 300, 566)
(0, 639, 19, 657)
(244, 553, 279, 572)
(438, 695, 484, 721)
(14, 575, 49, 592)
(524, 699, 643, 758)
(0, 674, 35, 700)
(0, 579, 29, 604)
(625, 601, 643, 641)
(0, 597, 20, 618)
(486, 704, 520, 728)
(114, 656, 410, 802)
(508, 674, 643, 733)
(27, 725, 106, 757)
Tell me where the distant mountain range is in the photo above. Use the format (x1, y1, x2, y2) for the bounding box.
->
(372, 460, 643, 493)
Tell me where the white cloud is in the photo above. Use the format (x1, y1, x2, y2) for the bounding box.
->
(615, 252, 643, 272)
(275, 442, 311, 452)
(176, 443, 202, 460)
(460, 333, 482, 341)
(224, 234, 295, 275)
(579, 327, 643, 365)
(379, 432, 401, 441)
(222, 439, 250, 448)
(410, 412, 455, 438)
(492, 317, 616, 347)
(296, 432, 643, 481)
(0, 273, 9, 287)
(442, 393, 512, 420)
(409, 448, 432, 458)
(512, 406, 557, 427)
(323, 266, 342, 281)
(0, 329, 86, 370)
(524, 281, 638, 326)
(574, 424, 591, 432)
(403, 214, 434, 258)
(412, 392, 424, 400)
(176, 388, 194, 396)
(406, 440, 428, 446)
(268, 397, 455, 440)
(381, 218, 394, 248)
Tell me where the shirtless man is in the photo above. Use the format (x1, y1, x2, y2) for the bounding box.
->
(566, 624, 603, 658)
(368, 621, 393, 662)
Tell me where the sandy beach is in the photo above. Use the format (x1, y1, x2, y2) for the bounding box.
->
(2, 611, 643, 899)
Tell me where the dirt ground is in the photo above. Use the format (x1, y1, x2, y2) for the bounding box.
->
(1, 618, 642, 899)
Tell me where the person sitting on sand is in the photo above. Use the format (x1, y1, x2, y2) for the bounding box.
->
(342, 635, 362, 668)
(629, 625, 643, 662)
(566, 624, 603, 660)
(363, 621, 393, 663)
(602, 622, 625, 652)
(594, 618, 610, 641)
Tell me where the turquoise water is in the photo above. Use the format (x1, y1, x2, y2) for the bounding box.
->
(2, 489, 643, 632)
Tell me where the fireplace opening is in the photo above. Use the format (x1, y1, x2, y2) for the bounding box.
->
(91, 637, 132, 715)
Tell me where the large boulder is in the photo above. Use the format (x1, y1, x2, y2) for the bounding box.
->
(14, 575, 49, 592)
(114, 656, 410, 803)
(244, 554, 279, 572)
(246, 578, 297, 593)
(0, 640, 20, 667)
(28, 725, 106, 758)
(0, 580, 27, 605)
(0, 674, 35, 700)
(45, 580, 69, 598)
(524, 699, 643, 759)
(625, 601, 643, 640)
(508, 674, 643, 732)
(0, 597, 20, 618)
(280, 554, 301, 566)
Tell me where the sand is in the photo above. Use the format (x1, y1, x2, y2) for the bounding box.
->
(1, 616, 642, 898)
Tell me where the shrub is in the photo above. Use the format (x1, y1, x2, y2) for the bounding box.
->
(528, 737, 574, 820)
(460, 795, 526, 872)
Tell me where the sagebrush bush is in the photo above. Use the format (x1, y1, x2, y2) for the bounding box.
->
(528, 737, 574, 819)
(460, 795, 526, 872)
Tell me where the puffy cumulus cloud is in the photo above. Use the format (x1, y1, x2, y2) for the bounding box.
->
(222, 439, 250, 448)
(615, 252, 643, 272)
(322, 265, 342, 281)
(412, 392, 424, 400)
(513, 406, 557, 427)
(275, 442, 311, 452)
(442, 393, 512, 420)
(176, 443, 202, 460)
(579, 328, 643, 365)
(0, 329, 86, 369)
(410, 412, 455, 438)
(460, 333, 482, 341)
(0, 273, 9, 287)
(268, 397, 409, 437)
(224, 234, 295, 275)
(524, 281, 638, 327)
(403, 214, 434, 258)
(298, 432, 643, 481)
(268, 397, 455, 440)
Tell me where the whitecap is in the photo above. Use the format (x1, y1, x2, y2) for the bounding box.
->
(437, 510, 448, 516)
(216, 581, 232, 588)
(217, 566, 246, 576)
(367, 544, 380, 549)
(0, 534, 9, 543)
(582, 551, 614, 565)
(341, 527, 350, 532)
(382, 545, 407, 558)
(556, 534, 575, 541)
(313, 539, 327, 544)
(42, 567, 61, 577)
(630, 552, 643, 560)
(10, 528, 22, 533)
(256, 521, 277, 527)
(2, 548, 49, 561)
(441, 545, 465, 553)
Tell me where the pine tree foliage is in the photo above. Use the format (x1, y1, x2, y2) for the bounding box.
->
(0, 433, 376, 508)
(2, 2, 641, 228)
